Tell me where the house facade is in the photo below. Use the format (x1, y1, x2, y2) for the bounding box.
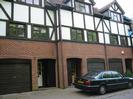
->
(0, 0, 133, 95)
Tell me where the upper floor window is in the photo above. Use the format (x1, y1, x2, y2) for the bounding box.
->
(120, 36, 128, 46)
(17, 0, 41, 6)
(110, 34, 118, 45)
(8, 23, 26, 38)
(110, 11, 122, 22)
(32, 26, 49, 40)
(71, 28, 84, 42)
(75, 1, 91, 14)
(87, 31, 98, 43)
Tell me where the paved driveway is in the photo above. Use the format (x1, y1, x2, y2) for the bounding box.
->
(0, 87, 133, 99)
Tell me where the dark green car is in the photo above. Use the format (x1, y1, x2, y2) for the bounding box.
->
(74, 71, 133, 95)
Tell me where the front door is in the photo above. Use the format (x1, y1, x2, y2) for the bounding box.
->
(67, 59, 81, 86)
(38, 59, 56, 87)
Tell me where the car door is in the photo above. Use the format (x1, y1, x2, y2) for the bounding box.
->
(112, 72, 128, 89)
(102, 72, 115, 91)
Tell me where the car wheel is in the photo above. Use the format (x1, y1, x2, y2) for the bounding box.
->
(99, 85, 106, 95)
(128, 82, 133, 88)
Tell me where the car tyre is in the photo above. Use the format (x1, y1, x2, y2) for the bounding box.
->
(99, 85, 106, 95)
(128, 82, 133, 89)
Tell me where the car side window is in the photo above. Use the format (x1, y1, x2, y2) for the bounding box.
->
(112, 72, 122, 78)
(103, 72, 112, 79)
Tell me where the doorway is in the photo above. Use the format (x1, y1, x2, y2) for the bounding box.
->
(38, 59, 56, 88)
(125, 59, 132, 73)
(67, 58, 81, 86)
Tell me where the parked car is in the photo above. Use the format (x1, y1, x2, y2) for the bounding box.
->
(74, 71, 133, 95)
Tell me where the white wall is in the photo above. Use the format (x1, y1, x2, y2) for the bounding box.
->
(103, 20, 110, 33)
(46, 10, 55, 26)
(61, 27, 71, 40)
(27, 25, 31, 39)
(31, 7, 44, 25)
(73, 12, 84, 28)
(14, 4, 29, 22)
(84, 30, 87, 42)
(105, 34, 110, 44)
(128, 37, 131, 46)
(118, 36, 121, 45)
(0, 21, 6, 36)
(98, 32, 104, 43)
(60, 9, 72, 27)
(0, 8, 8, 20)
(110, 21, 118, 34)
(85, 15, 94, 30)
(124, 25, 130, 36)
(0, 1, 11, 18)
(49, 28, 55, 40)
(95, 17, 103, 32)
(118, 23, 125, 35)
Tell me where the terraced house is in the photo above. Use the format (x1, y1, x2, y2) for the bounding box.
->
(0, 0, 133, 95)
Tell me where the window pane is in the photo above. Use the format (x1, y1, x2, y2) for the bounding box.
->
(26, 0, 33, 4)
(8, 23, 25, 38)
(71, 29, 83, 41)
(32, 26, 49, 40)
(110, 34, 118, 45)
(34, 0, 40, 5)
(87, 31, 97, 43)
(120, 36, 128, 46)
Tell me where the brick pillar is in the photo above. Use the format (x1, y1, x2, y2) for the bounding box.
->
(81, 58, 87, 76)
(122, 58, 126, 74)
(31, 57, 38, 90)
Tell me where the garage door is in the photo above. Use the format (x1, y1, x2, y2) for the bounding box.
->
(0, 59, 31, 95)
(109, 59, 123, 73)
(87, 58, 105, 73)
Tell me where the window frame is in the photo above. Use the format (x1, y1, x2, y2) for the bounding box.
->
(32, 25, 49, 40)
(7, 22, 27, 38)
(87, 31, 98, 43)
(16, 0, 42, 6)
(75, 1, 91, 14)
(110, 11, 122, 22)
(71, 28, 84, 42)
(120, 36, 128, 46)
(110, 34, 119, 45)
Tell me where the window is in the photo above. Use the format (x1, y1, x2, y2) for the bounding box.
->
(71, 28, 84, 41)
(103, 72, 112, 78)
(32, 26, 49, 40)
(110, 12, 121, 22)
(8, 23, 26, 38)
(17, 0, 40, 6)
(120, 36, 128, 46)
(110, 34, 118, 45)
(112, 72, 122, 78)
(87, 31, 98, 43)
(75, 1, 91, 14)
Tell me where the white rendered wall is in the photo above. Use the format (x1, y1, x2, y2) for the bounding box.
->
(128, 37, 131, 46)
(0, 8, 8, 20)
(14, 4, 29, 22)
(60, 9, 72, 27)
(85, 15, 94, 30)
(95, 17, 103, 32)
(84, 30, 87, 42)
(125, 25, 130, 36)
(46, 10, 54, 26)
(0, 21, 6, 36)
(61, 27, 71, 40)
(118, 36, 121, 45)
(105, 34, 110, 44)
(49, 28, 55, 40)
(98, 32, 104, 43)
(103, 20, 110, 33)
(0, 1, 11, 18)
(118, 23, 125, 35)
(27, 25, 31, 39)
(73, 12, 84, 28)
(110, 21, 118, 34)
(31, 7, 44, 25)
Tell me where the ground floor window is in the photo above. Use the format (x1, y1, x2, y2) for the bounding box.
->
(87, 58, 105, 73)
(109, 59, 123, 73)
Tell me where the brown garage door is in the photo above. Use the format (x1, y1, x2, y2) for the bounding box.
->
(0, 59, 31, 95)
